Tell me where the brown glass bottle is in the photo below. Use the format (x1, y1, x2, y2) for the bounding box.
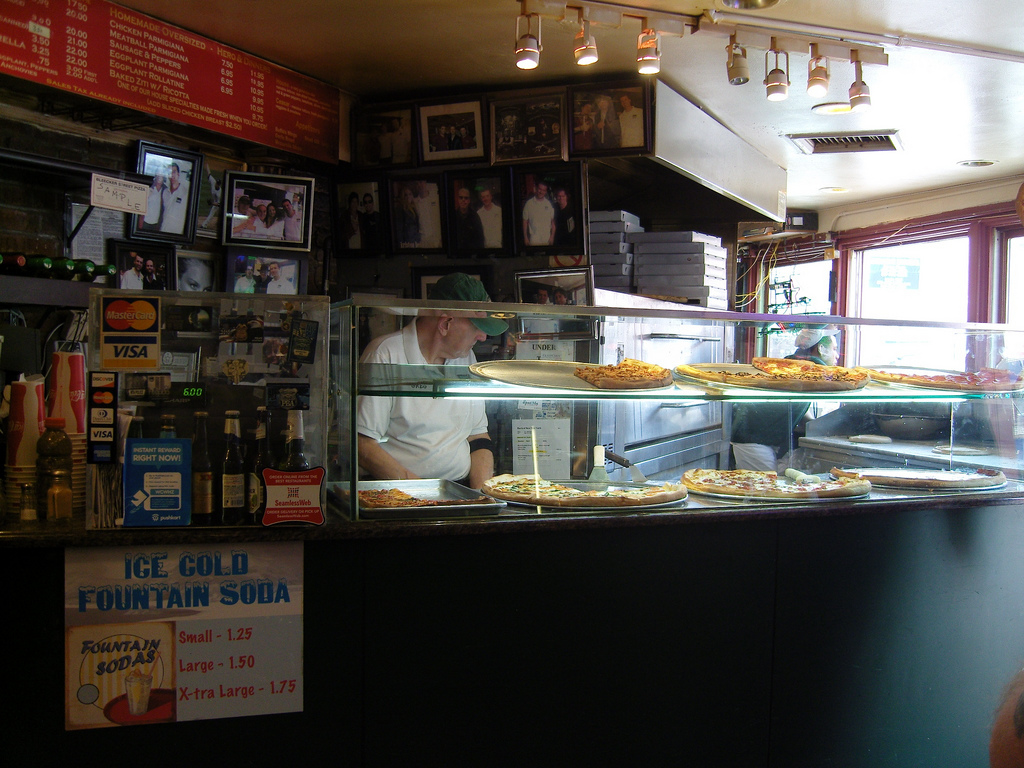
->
(277, 410, 309, 471)
(247, 406, 273, 524)
(221, 410, 246, 525)
(190, 411, 216, 525)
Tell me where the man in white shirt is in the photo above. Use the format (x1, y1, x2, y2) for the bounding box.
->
(619, 93, 645, 148)
(477, 188, 503, 249)
(264, 261, 292, 294)
(159, 163, 190, 234)
(120, 252, 144, 289)
(414, 179, 441, 248)
(357, 273, 508, 488)
(281, 198, 302, 241)
(522, 180, 555, 246)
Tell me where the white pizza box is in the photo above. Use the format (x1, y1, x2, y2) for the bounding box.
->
(593, 263, 633, 277)
(588, 232, 630, 245)
(634, 292, 728, 309)
(633, 242, 728, 256)
(634, 252, 727, 268)
(589, 251, 634, 265)
(633, 281, 728, 299)
(633, 262, 726, 277)
(626, 230, 722, 246)
(589, 210, 641, 227)
(589, 240, 632, 254)
(635, 272, 727, 289)
(589, 220, 644, 234)
(594, 276, 634, 288)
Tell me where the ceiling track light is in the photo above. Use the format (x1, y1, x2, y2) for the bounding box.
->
(726, 33, 749, 85)
(848, 52, 871, 112)
(764, 37, 789, 101)
(637, 25, 660, 75)
(806, 43, 829, 98)
(574, 12, 598, 66)
(514, 11, 542, 70)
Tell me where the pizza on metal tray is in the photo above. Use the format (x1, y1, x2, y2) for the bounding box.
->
(853, 366, 1024, 392)
(675, 358, 868, 392)
(574, 358, 673, 389)
(681, 468, 871, 499)
(357, 488, 491, 508)
(481, 474, 687, 507)
(830, 466, 1006, 489)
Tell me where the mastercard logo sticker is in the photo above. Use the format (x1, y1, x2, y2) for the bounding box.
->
(92, 391, 114, 405)
(104, 299, 157, 331)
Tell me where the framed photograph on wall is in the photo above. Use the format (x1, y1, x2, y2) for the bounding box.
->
(129, 141, 204, 244)
(338, 178, 385, 254)
(410, 264, 494, 300)
(514, 266, 595, 306)
(490, 88, 567, 164)
(195, 152, 244, 239)
(388, 174, 445, 253)
(222, 171, 314, 251)
(512, 164, 585, 256)
(445, 171, 510, 256)
(418, 99, 486, 164)
(226, 248, 308, 295)
(351, 104, 416, 168)
(109, 239, 175, 291)
(175, 250, 221, 292)
(568, 81, 652, 157)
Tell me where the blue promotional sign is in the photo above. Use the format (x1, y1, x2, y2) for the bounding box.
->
(123, 439, 191, 526)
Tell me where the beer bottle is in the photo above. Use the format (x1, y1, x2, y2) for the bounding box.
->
(0, 253, 27, 275)
(94, 263, 118, 282)
(277, 410, 310, 471)
(24, 255, 53, 278)
(50, 258, 76, 280)
(247, 406, 273, 524)
(159, 414, 177, 438)
(190, 411, 216, 525)
(221, 410, 246, 525)
(71, 259, 97, 281)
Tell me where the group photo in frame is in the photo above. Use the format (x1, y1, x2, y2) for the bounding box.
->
(110, 239, 174, 291)
(221, 171, 314, 251)
(351, 104, 416, 169)
(490, 89, 567, 164)
(445, 172, 510, 255)
(226, 248, 307, 295)
(388, 174, 445, 252)
(418, 100, 486, 164)
(175, 250, 221, 292)
(130, 141, 204, 245)
(338, 178, 385, 254)
(568, 81, 652, 157)
(513, 164, 585, 256)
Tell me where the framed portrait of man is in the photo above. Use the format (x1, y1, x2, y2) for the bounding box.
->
(110, 240, 174, 291)
(418, 99, 486, 164)
(444, 172, 510, 256)
(351, 104, 416, 169)
(221, 172, 315, 252)
(129, 141, 205, 245)
(338, 178, 385, 255)
(226, 248, 308, 296)
(489, 88, 567, 164)
(387, 174, 446, 253)
(512, 164, 585, 256)
(568, 81, 652, 157)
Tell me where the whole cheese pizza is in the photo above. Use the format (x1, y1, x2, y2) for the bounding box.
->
(854, 366, 1024, 392)
(830, 466, 1006, 489)
(481, 474, 687, 507)
(676, 357, 868, 392)
(681, 468, 871, 499)
(358, 488, 492, 508)
(574, 358, 673, 389)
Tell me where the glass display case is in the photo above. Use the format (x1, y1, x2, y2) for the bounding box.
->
(85, 288, 329, 528)
(330, 293, 1024, 520)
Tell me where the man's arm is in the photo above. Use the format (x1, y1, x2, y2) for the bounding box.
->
(357, 434, 420, 480)
(466, 432, 494, 490)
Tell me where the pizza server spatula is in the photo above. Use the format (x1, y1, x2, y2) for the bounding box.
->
(606, 449, 649, 483)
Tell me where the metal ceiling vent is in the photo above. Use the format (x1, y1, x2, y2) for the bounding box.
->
(785, 130, 904, 155)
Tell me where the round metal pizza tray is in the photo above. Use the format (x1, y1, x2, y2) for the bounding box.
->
(674, 363, 868, 393)
(485, 480, 689, 511)
(858, 365, 1024, 394)
(685, 486, 870, 503)
(470, 360, 674, 391)
(829, 468, 1007, 491)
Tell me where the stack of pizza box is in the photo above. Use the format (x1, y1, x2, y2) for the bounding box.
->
(588, 210, 643, 294)
(628, 230, 729, 309)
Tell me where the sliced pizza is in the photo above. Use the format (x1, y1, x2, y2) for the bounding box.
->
(830, 466, 1006, 489)
(854, 366, 1024, 392)
(574, 358, 674, 390)
(481, 473, 687, 507)
(357, 488, 491, 508)
(681, 468, 871, 499)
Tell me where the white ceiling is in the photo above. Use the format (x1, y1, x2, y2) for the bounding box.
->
(112, 0, 1024, 213)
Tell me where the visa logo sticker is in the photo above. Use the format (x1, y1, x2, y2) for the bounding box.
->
(101, 335, 159, 369)
(91, 427, 114, 441)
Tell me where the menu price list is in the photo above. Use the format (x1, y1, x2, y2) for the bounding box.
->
(176, 616, 303, 721)
(0, 0, 339, 162)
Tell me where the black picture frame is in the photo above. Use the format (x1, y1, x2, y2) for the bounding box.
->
(410, 264, 494, 300)
(195, 152, 244, 239)
(387, 174, 446, 253)
(568, 80, 653, 157)
(351, 104, 416, 169)
(444, 171, 511, 256)
(226, 248, 308, 295)
(418, 99, 486, 164)
(338, 177, 386, 255)
(109, 239, 175, 291)
(175, 250, 221, 292)
(490, 88, 567, 164)
(221, 171, 314, 252)
(129, 141, 204, 245)
(512, 164, 585, 256)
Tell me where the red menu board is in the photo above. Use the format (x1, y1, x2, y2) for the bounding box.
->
(0, 0, 340, 163)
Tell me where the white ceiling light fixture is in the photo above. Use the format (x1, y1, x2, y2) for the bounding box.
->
(848, 51, 871, 112)
(726, 33, 750, 85)
(764, 37, 790, 101)
(514, 9, 542, 70)
(574, 10, 599, 66)
(637, 25, 661, 75)
(806, 43, 830, 98)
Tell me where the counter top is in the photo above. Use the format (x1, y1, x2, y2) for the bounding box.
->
(799, 435, 1022, 477)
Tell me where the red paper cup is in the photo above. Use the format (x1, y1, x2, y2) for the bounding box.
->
(48, 350, 87, 434)
(6, 376, 45, 466)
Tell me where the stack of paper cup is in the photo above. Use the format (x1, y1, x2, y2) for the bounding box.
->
(47, 348, 87, 434)
(5, 375, 45, 518)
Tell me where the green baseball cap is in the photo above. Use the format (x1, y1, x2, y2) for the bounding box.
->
(427, 273, 509, 336)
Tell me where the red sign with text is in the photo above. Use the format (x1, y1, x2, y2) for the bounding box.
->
(0, 0, 339, 162)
